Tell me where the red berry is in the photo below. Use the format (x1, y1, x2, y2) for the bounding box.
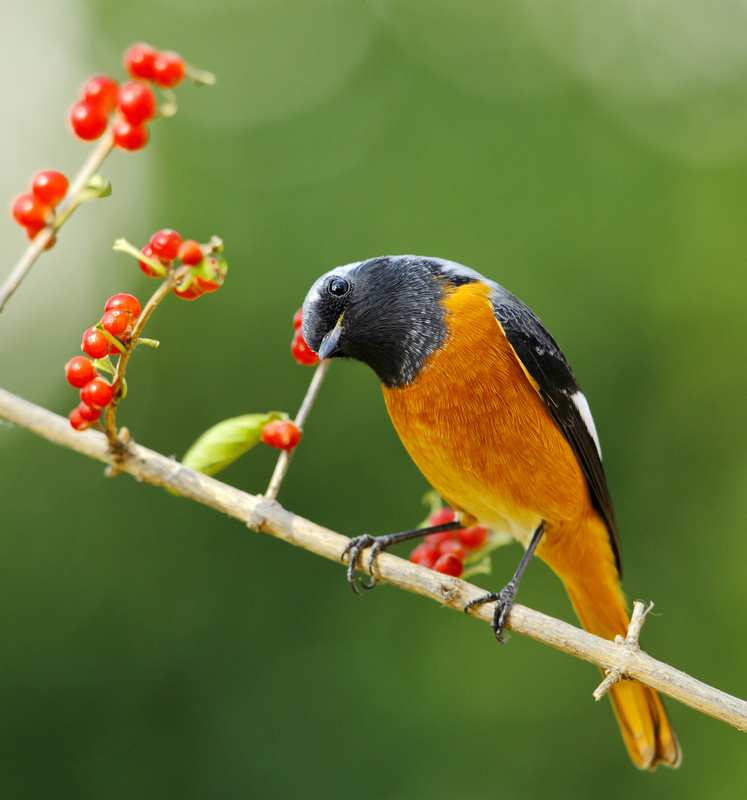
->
(459, 525, 489, 551)
(138, 243, 167, 277)
(24, 225, 56, 249)
(428, 507, 457, 527)
(65, 356, 98, 388)
(69, 100, 109, 141)
(434, 553, 464, 577)
(81, 327, 111, 359)
(292, 308, 303, 330)
(409, 543, 438, 569)
(173, 281, 203, 300)
(124, 43, 158, 81)
(112, 118, 149, 151)
(261, 420, 302, 451)
(82, 75, 119, 113)
(177, 239, 203, 266)
(76, 401, 102, 423)
(151, 51, 186, 89)
(196, 275, 221, 294)
(31, 171, 69, 207)
(436, 540, 466, 560)
(116, 81, 157, 126)
(101, 309, 130, 336)
(149, 228, 182, 261)
(291, 329, 320, 366)
(80, 377, 114, 408)
(11, 193, 50, 229)
(425, 531, 458, 548)
(105, 293, 141, 319)
(69, 407, 93, 431)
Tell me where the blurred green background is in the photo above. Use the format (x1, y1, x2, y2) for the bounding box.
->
(1, 1, 746, 797)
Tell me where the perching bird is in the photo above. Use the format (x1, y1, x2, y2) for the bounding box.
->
(301, 255, 680, 770)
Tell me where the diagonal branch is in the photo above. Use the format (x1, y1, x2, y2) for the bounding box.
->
(0, 385, 745, 732)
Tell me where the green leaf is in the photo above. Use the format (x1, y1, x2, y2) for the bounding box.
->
(181, 412, 284, 477)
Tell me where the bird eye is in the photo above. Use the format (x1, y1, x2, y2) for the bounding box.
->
(328, 277, 349, 297)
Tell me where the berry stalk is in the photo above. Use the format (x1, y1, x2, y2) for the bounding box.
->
(0, 132, 114, 312)
(102, 273, 180, 450)
(263, 357, 330, 501)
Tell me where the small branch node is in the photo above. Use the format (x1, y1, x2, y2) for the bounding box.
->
(594, 668, 623, 700)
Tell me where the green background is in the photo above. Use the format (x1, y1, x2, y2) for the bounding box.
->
(1, 1, 746, 797)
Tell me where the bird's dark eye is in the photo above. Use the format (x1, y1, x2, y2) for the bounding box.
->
(328, 277, 349, 297)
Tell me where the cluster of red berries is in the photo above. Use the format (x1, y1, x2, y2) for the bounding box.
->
(261, 420, 302, 451)
(138, 228, 227, 300)
(69, 72, 157, 151)
(66, 293, 142, 430)
(80, 293, 142, 359)
(10, 170, 68, 247)
(291, 308, 319, 365)
(409, 508, 489, 577)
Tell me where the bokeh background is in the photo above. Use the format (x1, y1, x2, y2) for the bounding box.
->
(1, 1, 746, 797)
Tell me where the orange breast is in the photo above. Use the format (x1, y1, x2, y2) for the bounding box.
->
(382, 282, 591, 546)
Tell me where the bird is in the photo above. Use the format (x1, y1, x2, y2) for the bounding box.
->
(301, 254, 681, 770)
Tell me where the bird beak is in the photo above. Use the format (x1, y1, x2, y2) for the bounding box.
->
(317, 314, 344, 359)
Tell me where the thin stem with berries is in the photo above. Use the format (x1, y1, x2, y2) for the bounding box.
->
(264, 358, 330, 501)
(0, 132, 114, 312)
(102, 273, 183, 452)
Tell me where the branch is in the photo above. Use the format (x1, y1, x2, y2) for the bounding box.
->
(1, 385, 745, 732)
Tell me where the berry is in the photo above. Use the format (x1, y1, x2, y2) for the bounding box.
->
(177, 239, 203, 266)
(69, 407, 93, 431)
(196, 275, 221, 294)
(292, 308, 303, 330)
(173, 281, 203, 300)
(81, 327, 111, 359)
(149, 228, 182, 261)
(76, 401, 102, 423)
(69, 100, 109, 141)
(459, 525, 489, 551)
(138, 244, 167, 278)
(80, 377, 114, 408)
(11, 193, 50, 229)
(261, 420, 302, 451)
(65, 356, 98, 389)
(425, 531, 458, 549)
(24, 226, 56, 249)
(124, 43, 158, 81)
(31, 171, 69, 207)
(116, 81, 157, 126)
(428, 507, 457, 527)
(433, 553, 464, 577)
(409, 543, 438, 569)
(291, 328, 320, 366)
(436, 539, 466, 561)
(112, 118, 149, 151)
(101, 309, 130, 337)
(105, 293, 141, 319)
(82, 75, 119, 113)
(151, 51, 186, 89)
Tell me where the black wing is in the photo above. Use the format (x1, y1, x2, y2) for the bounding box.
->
(490, 287, 622, 577)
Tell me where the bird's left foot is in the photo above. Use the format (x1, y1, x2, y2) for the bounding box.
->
(464, 580, 519, 644)
(341, 534, 395, 593)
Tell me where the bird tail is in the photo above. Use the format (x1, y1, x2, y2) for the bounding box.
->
(564, 570, 681, 770)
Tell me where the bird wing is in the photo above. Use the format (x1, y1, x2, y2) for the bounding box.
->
(489, 286, 622, 576)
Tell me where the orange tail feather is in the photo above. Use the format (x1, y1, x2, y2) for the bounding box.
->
(564, 577, 681, 769)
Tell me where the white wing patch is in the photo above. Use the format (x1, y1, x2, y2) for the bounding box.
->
(571, 391, 602, 459)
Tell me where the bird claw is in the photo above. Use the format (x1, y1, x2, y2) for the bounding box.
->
(464, 582, 518, 644)
(342, 534, 382, 593)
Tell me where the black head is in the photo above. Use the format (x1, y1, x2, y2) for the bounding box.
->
(301, 255, 480, 388)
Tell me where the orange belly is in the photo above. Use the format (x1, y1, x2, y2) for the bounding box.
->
(382, 281, 591, 549)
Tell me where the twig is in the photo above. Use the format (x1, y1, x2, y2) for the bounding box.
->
(264, 358, 330, 501)
(0, 132, 114, 312)
(1, 385, 746, 732)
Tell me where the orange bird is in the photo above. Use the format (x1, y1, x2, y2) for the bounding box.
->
(302, 255, 680, 770)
